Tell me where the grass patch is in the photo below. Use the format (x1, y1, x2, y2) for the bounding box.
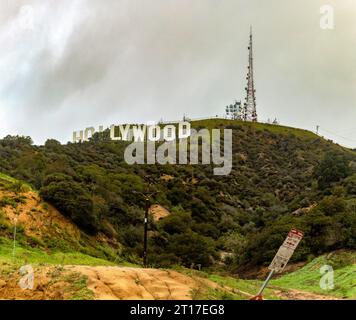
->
(0, 173, 18, 183)
(0, 236, 116, 267)
(205, 273, 280, 300)
(191, 119, 318, 140)
(173, 266, 280, 300)
(0, 173, 32, 192)
(272, 251, 356, 299)
(62, 271, 94, 300)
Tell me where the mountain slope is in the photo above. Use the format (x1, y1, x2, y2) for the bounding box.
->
(0, 120, 355, 271)
(0, 172, 352, 300)
(0, 173, 122, 266)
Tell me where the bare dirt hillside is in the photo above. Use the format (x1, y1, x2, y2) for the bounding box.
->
(149, 205, 171, 221)
(68, 266, 217, 300)
(0, 189, 80, 242)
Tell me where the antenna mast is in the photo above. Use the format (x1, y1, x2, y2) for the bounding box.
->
(243, 26, 258, 122)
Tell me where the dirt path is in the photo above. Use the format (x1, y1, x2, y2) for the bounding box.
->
(0, 264, 342, 300)
(67, 266, 341, 300)
(67, 266, 217, 300)
(272, 288, 340, 300)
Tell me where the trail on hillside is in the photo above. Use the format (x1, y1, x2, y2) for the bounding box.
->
(0, 264, 343, 300)
(272, 288, 340, 300)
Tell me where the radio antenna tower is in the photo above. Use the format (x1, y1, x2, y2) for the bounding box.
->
(242, 26, 258, 122)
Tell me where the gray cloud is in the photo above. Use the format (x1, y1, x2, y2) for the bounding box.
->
(0, 0, 355, 147)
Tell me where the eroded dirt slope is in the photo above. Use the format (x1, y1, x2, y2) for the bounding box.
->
(0, 264, 341, 300)
(69, 266, 217, 300)
(0, 265, 218, 300)
(0, 189, 80, 241)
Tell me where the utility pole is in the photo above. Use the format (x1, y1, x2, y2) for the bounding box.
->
(133, 188, 158, 268)
(143, 195, 149, 268)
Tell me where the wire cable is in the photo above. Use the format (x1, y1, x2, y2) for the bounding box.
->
(319, 127, 356, 143)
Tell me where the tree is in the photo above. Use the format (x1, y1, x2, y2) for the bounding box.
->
(159, 211, 192, 235)
(44, 139, 61, 149)
(314, 152, 350, 190)
(343, 174, 356, 195)
(1, 135, 33, 147)
(167, 232, 216, 267)
(40, 174, 99, 234)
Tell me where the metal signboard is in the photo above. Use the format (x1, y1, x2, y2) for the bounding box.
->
(251, 228, 304, 299)
(268, 228, 303, 273)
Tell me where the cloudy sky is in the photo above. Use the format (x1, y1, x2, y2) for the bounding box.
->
(0, 0, 355, 146)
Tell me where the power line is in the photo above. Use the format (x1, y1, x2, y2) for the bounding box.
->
(318, 127, 356, 143)
(333, 127, 356, 135)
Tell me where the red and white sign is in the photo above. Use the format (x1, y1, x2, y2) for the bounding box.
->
(268, 228, 303, 273)
(282, 229, 303, 250)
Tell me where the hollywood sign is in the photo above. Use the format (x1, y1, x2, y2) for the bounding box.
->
(73, 122, 191, 143)
(72, 122, 232, 176)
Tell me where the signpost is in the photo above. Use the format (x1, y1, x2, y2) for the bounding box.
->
(250, 228, 304, 300)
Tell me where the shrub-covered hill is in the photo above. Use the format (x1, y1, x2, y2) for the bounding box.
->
(0, 119, 355, 270)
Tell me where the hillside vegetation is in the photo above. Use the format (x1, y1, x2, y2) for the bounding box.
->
(0, 173, 123, 266)
(0, 120, 354, 273)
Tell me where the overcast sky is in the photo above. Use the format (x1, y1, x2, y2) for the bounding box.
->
(0, 0, 355, 147)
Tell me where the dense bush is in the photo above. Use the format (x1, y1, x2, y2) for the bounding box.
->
(167, 232, 216, 267)
(343, 174, 356, 195)
(40, 174, 99, 234)
(314, 152, 350, 190)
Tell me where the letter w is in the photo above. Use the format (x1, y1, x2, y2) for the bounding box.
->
(133, 125, 146, 142)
